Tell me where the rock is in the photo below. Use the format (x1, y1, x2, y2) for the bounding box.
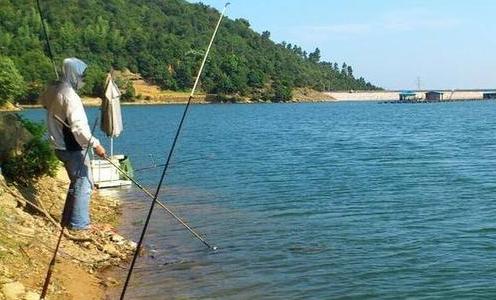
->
(102, 244, 121, 258)
(126, 241, 137, 250)
(2, 281, 25, 300)
(110, 234, 125, 243)
(23, 291, 40, 300)
(102, 277, 119, 287)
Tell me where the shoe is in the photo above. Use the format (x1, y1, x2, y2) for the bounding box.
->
(66, 228, 92, 241)
(87, 223, 116, 235)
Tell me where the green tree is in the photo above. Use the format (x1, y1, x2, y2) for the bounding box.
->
(347, 65, 354, 78)
(272, 81, 292, 102)
(341, 63, 348, 76)
(247, 69, 265, 88)
(261, 30, 271, 39)
(80, 65, 106, 96)
(0, 56, 26, 105)
(308, 48, 321, 63)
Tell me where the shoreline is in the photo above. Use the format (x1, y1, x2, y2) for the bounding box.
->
(1, 87, 337, 111)
(16, 98, 338, 110)
(0, 169, 136, 299)
(6, 88, 494, 112)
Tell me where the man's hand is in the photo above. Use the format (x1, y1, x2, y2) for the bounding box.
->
(94, 144, 106, 158)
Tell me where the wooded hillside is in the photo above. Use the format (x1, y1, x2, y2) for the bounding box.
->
(0, 0, 379, 103)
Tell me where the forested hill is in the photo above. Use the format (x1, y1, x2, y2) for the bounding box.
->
(0, 0, 379, 103)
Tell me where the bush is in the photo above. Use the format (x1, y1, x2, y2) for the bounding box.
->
(115, 77, 135, 102)
(0, 56, 26, 105)
(80, 65, 107, 97)
(2, 116, 59, 184)
(272, 81, 293, 102)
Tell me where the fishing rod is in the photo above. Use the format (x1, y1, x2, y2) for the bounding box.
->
(119, 3, 230, 299)
(103, 156, 216, 250)
(134, 156, 211, 172)
(35, 0, 59, 79)
(40, 118, 99, 300)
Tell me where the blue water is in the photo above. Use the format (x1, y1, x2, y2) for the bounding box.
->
(22, 101, 496, 299)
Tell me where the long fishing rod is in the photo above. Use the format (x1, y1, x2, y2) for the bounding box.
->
(35, 0, 59, 79)
(40, 118, 99, 300)
(119, 3, 230, 299)
(103, 156, 216, 250)
(134, 156, 210, 172)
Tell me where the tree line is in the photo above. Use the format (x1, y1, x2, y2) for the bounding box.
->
(0, 0, 379, 104)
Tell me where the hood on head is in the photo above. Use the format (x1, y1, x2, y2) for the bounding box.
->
(62, 58, 87, 90)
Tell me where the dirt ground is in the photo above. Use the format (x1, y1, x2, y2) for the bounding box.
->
(0, 168, 135, 300)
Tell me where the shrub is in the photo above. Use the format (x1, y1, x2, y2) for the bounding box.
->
(122, 84, 136, 102)
(115, 77, 135, 102)
(272, 81, 293, 102)
(80, 65, 107, 97)
(2, 116, 59, 184)
(0, 56, 26, 105)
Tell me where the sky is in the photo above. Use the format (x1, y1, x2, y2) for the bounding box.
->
(187, 0, 496, 90)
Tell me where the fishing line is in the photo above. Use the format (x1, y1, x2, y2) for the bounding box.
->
(35, 0, 59, 79)
(134, 156, 212, 172)
(119, 3, 230, 299)
(40, 118, 99, 299)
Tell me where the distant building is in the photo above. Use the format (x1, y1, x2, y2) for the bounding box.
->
(425, 91, 444, 101)
(483, 92, 496, 99)
(399, 91, 417, 101)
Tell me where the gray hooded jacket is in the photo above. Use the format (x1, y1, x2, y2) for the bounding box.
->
(39, 58, 100, 150)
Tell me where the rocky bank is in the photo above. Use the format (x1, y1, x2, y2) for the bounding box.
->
(0, 169, 135, 300)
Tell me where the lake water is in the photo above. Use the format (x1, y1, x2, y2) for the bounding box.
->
(22, 101, 496, 299)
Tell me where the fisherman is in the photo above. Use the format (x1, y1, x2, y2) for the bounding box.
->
(39, 57, 106, 231)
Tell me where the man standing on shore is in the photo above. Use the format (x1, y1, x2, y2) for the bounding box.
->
(39, 58, 106, 231)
